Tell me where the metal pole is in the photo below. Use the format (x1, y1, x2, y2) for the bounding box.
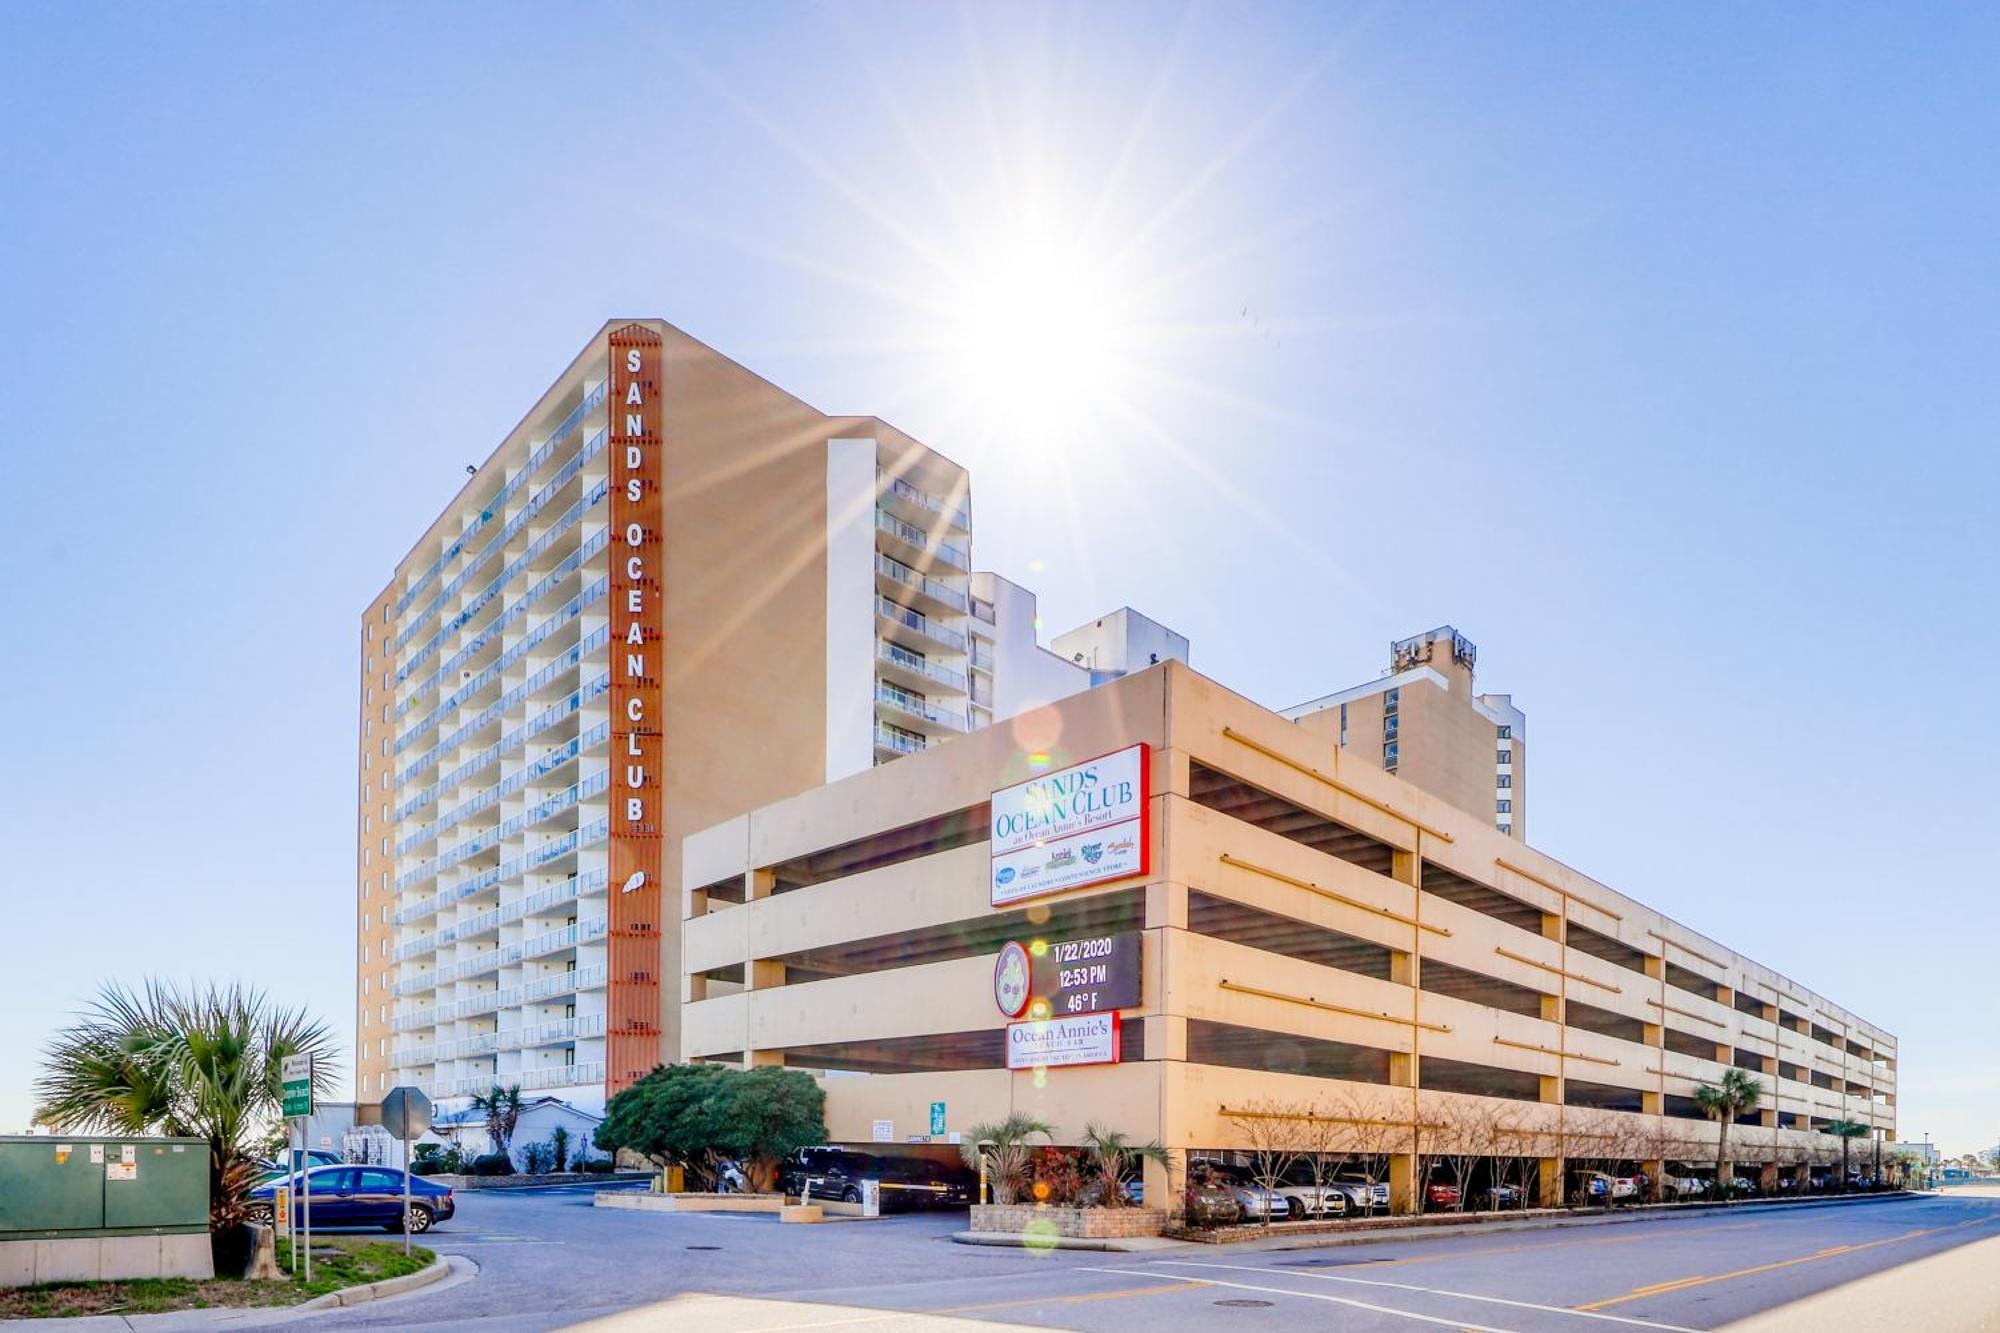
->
(403, 1133, 413, 1255)
(300, 1122, 311, 1284)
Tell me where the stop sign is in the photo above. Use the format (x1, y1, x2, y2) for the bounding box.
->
(379, 1085, 434, 1141)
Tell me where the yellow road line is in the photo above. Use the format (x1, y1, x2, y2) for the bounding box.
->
(934, 1279, 1209, 1314)
(1575, 1216, 1997, 1311)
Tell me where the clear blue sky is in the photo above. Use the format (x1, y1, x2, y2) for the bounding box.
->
(2, 3, 1994, 1151)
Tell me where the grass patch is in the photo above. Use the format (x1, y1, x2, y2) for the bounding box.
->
(0, 1235, 435, 1319)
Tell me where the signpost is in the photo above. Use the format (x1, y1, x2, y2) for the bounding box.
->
(379, 1086, 434, 1255)
(280, 1054, 313, 1281)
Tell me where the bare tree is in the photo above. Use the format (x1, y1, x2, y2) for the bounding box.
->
(1225, 1100, 1309, 1226)
(1297, 1093, 1359, 1216)
(1423, 1096, 1494, 1212)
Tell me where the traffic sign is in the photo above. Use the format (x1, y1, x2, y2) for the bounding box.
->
(379, 1086, 434, 1141)
(280, 1055, 313, 1119)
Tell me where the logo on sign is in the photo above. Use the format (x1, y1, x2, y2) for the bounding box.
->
(1081, 842, 1103, 864)
(993, 941, 1031, 1018)
(994, 867, 1016, 887)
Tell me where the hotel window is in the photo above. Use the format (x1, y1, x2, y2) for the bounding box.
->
(363, 847, 370, 866)
(1497, 749, 1511, 765)
(1383, 688, 1400, 714)
(1497, 774, 1512, 789)
(1497, 799, 1512, 814)
(363, 945, 371, 963)
(1383, 741, 1399, 770)
(1497, 823, 1512, 835)
(1497, 725, 1512, 739)
(363, 977, 371, 995)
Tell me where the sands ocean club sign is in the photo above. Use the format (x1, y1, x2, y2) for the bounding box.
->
(989, 744, 1149, 906)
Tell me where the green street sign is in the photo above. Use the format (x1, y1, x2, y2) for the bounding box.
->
(281, 1054, 313, 1119)
(930, 1101, 946, 1136)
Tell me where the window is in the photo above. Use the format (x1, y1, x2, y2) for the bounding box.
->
(1496, 749, 1511, 765)
(1497, 774, 1512, 789)
(1497, 823, 1512, 835)
(363, 977, 371, 995)
(1383, 741, 1399, 769)
(1383, 688, 1399, 715)
(1497, 725, 1511, 739)
(1496, 799, 1512, 814)
(363, 945, 371, 963)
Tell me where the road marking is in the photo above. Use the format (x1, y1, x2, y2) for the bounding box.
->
(1151, 1260, 1701, 1331)
(934, 1278, 1210, 1314)
(1574, 1215, 2000, 1311)
(1081, 1267, 1532, 1332)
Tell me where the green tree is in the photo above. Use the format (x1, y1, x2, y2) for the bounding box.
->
(1824, 1120, 1870, 1191)
(959, 1113, 1054, 1205)
(32, 981, 337, 1234)
(596, 1064, 825, 1192)
(1692, 1069, 1763, 1198)
(468, 1083, 525, 1159)
(1080, 1124, 1174, 1207)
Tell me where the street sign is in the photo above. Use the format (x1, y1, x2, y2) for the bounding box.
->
(930, 1101, 946, 1136)
(379, 1086, 434, 1141)
(280, 1055, 313, 1119)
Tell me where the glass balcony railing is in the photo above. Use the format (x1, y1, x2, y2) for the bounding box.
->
(428, 770, 610, 880)
(876, 595, 966, 651)
(875, 684, 968, 732)
(875, 508, 969, 570)
(873, 723, 927, 755)
(397, 656, 610, 814)
(877, 641, 967, 692)
(396, 428, 609, 661)
(877, 468, 971, 532)
(394, 383, 607, 618)
(518, 1062, 603, 1092)
(874, 552, 968, 612)
(396, 679, 610, 832)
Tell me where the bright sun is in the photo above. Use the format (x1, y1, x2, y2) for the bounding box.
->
(945, 228, 1132, 448)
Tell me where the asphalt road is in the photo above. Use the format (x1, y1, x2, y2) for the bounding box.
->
(281, 1185, 2000, 1332)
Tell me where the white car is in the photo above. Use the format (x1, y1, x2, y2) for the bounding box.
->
(1277, 1183, 1349, 1219)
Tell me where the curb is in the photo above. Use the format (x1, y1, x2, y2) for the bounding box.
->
(950, 1231, 1181, 1253)
(297, 1252, 461, 1310)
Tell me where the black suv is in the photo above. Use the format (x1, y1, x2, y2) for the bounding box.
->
(779, 1147, 973, 1209)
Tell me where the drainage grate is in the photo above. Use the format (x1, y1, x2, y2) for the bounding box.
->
(1280, 1256, 1390, 1267)
(685, 1245, 722, 1251)
(1213, 1299, 1275, 1308)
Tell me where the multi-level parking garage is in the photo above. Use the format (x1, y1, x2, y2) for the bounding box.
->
(680, 662, 1895, 1211)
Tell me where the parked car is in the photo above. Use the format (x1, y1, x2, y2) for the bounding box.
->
(1423, 1182, 1460, 1210)
(1276, 1179, 1350, 1219)
(1582, 1172, 1638, 1203)
(247, 1165, 453, 1234)
(1664, 1175, 1708, 1199)
(1203, 1166, 1291, 1220)
(779, 1148, 971, 1209)
(1334, 1173, 1390, 1214)
(252, 1149, 342, 1181)
(1480, 1183, 1522, 1209)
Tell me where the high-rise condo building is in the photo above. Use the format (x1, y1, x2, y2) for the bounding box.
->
(1285, 625, 1527, 839)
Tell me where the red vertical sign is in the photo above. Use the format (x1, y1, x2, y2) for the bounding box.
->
(607, 324, 663, 1097)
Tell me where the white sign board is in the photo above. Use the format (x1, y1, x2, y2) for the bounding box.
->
(990, 744, 1149, 906)
(871, 1119, 894, 1143)
(1006, 1012, 1122, 1070)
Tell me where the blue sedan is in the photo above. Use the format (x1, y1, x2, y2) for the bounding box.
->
(248, 1165, 455, 1233)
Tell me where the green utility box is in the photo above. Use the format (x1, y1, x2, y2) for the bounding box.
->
(0, 1136, 211, 1287)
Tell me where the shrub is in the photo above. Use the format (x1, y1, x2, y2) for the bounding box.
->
(413, 1143, 442, 1163)
(551, 1125, 572, 1173)
(470, 1153, 516, 1176)
(597, 1063, 827, 1191)
(410, 1159, 445, 1176)
(581, 1157, 615, 1174)
(520, 1140, 557, 1174)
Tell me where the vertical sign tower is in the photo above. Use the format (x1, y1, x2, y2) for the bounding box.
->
(607, 324, 664, 1097)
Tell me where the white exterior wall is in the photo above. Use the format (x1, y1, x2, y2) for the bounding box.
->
(824, 439, 878, 782)
(970, 572, 1091, 722)
(1048, 606, 1190, 677)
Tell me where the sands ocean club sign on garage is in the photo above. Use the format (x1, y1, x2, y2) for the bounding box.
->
(990, 744, 1149, 906)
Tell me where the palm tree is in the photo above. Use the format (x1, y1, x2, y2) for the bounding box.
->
(1825, 1120, 1870, 1192)
(959, 1114, 1053, 1205)
(469, 1084, 525, 1160)
(33, 981, 337, 1235)
(1693, 1069, 1763, 1198)
(1081, 1124, 1175, 1208)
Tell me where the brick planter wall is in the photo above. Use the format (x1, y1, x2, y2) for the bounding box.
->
(969, 1204, 1168, 1239)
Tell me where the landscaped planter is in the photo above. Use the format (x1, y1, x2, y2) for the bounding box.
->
(969, 1204, 1167, 1239)
(421, 1171, 651, 1190)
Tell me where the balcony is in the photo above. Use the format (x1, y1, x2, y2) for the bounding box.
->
(877, 468, 970, 533)
(875, 683, 968, 735)
(874, 552, 968, 616)
(876, 596, 966, 654)
(518, 1062, 604, 1092)
(875, 508, 969, 572)
(873, 723, 927, 757)
(876, 641, 967, 694)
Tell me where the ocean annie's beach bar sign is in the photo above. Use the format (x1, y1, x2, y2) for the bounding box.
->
(989, 744, 1149, 906)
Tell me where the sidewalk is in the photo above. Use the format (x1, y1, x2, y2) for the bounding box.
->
(1721, 1229, 2000, 1332)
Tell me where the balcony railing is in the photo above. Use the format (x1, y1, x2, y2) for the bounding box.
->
(875, 684, 968, 732)
(877, 641, 967, 692)
(876, 596, 966, 652)
(874, 552, 968, 613)
(518, 1062, 603, 1091)
(873, 724, 926, 756)
(394, 382, 607, 619)
(875, 509, 969, 570)
(877, 468, 971, 532)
